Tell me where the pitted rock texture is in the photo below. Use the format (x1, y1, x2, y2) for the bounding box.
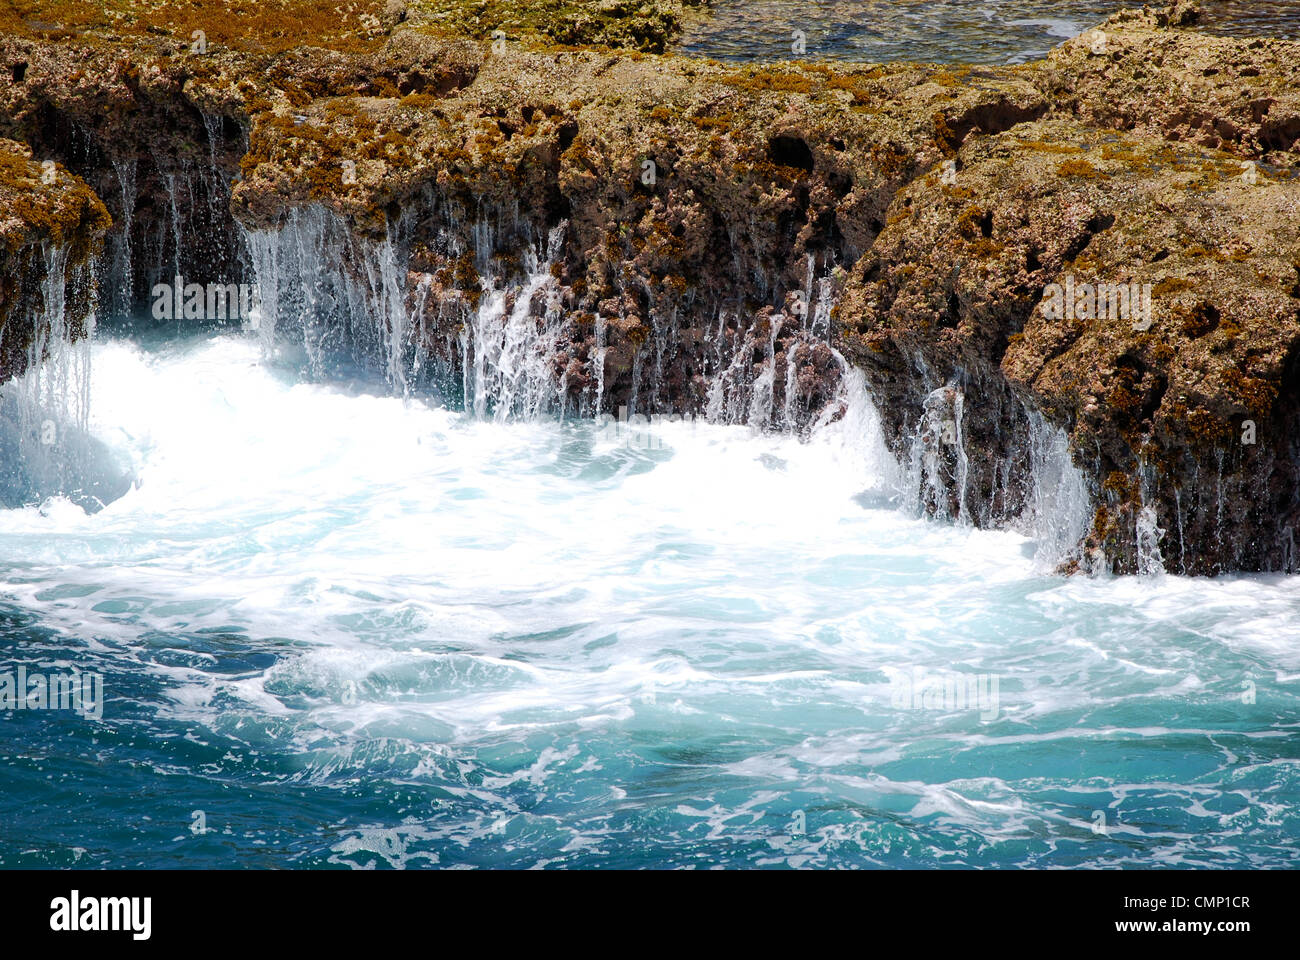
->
(838, 115, 1300, 573)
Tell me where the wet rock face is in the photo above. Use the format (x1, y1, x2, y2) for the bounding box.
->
(223, 35, 1054, 425)
(1, 2, 1299, 573)
(834, 9, 1300, 575)
(0, 138, 108, 383)
(838, 107, 1300, 574)
(0, 33, 252, 318)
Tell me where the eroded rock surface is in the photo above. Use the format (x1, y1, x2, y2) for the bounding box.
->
(0, 137, 108, 382)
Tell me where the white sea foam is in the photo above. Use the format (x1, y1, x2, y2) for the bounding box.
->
(2, 332, 1297, 867)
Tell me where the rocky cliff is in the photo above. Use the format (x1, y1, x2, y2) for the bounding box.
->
(0, 0, 1297, 574)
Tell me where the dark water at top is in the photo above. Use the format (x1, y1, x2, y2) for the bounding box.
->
(679, 0, 1300, 64)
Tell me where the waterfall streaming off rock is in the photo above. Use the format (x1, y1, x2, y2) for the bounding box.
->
(236, 206, 1099, 569)
(1136, 504, 1168, 576)
(463, 224, 572, 420)
(244, 208, 851, 429)
(107, 157, 136, 319)
(910, 385, 973, 525)
(1019, 408, 1093, 569)
(859, 368, 1097, 571)
(243, 207, 414, 390)
(0, 247, 129, 510)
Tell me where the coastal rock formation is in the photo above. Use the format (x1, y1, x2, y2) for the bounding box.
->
(0, 136, 107, 382)
(226, 39, 1046, 424)
(410, 0, 712, 53)
(838, 17, 1300, 573)
(839, 115, 1300, 573)
(0, 1, 1297, 573)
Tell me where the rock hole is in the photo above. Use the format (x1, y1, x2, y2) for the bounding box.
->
(1086, 212, 1117, 234)
(768, 135, 814, 172)
(558, 120, 578, 152)
(941, 290, 961, 327)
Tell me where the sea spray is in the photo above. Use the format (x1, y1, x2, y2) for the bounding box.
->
(237, 205, 1094, 567)
(242, 207, 416, 389)
(1019, 407, 1092, 569)
(464, 223, 571, 420)
(0, 246, 128, 510)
